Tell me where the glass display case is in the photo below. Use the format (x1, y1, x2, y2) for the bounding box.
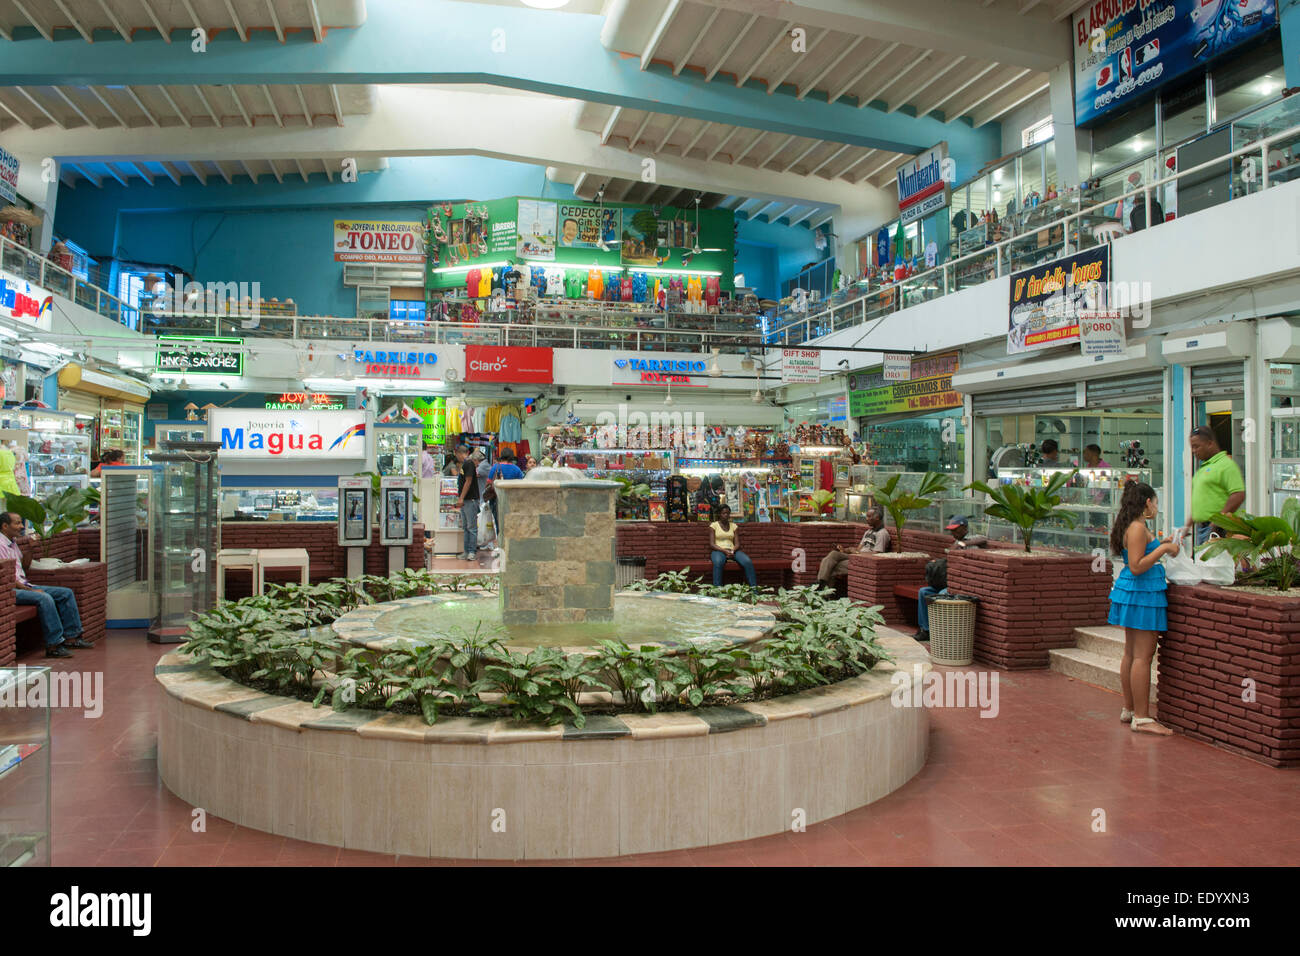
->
(220, 486, 340, 521)
(1270, 459, 1300, 514)
(433, 476, 463, 555)
(558, 448, 675, 521)
(987, 466, 1155, 552)
(0, 666, 50, 867)
(102, 465, 153, 625)
(147, 441, 221, 643)
(0, 407, 91, 497)
(155, 422, 209, 446)
(376, 423, 423, 476)
(100, 404, 144, 464)
(863, 412, 964, 475)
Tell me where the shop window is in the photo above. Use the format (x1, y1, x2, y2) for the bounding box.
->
(989, 162, 1015, 219)
(1161, 74, 1209, 150)
(1090, 101, 1157, 175)
(967, 176, 988, 220)
(1022, 118, 1054, 148)
(1019, 148, 1044, 210)
(390, 299, 426, 322)
(1212, 34, 1284, 124)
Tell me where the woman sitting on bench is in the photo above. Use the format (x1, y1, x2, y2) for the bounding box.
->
(709, 505, 757, 586)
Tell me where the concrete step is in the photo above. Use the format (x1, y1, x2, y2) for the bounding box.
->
(1049, 646, 1158, 703)
(1074, 625, 1126, 658)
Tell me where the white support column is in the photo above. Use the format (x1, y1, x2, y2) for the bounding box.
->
(1246, 320, 1270, 517)
(36, 158, 58, 253)
(1048, 61, 1088, 187)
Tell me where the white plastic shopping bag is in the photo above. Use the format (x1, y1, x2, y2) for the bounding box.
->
(1162, 549, 1202, 585)
(1197, 549, 1236, 586)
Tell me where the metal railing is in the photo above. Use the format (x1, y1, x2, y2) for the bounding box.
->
(773, 114, 1300, 348)
(0, 235, 142, 329)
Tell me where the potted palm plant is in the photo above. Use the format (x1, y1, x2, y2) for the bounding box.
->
(868, 471, 951, 540)
(3, 488, 90, 560)
(963, 469, 1077, 552)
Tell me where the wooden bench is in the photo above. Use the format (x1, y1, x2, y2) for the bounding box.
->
(654, 558, 791, 588)
(893, 583, 924, 628)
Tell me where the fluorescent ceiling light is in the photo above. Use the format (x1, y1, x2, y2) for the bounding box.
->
(431, 260, 510, 275)
(520, 0, 570, 7)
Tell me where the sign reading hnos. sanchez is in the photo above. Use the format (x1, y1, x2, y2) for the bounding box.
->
(209, 409, 367, 460)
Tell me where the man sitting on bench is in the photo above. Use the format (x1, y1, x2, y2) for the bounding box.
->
(0, 511, 90, 659)
(816, 506, 891, 586)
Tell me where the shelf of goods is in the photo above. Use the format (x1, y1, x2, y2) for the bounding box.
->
(376, 424, 422, 477)
(1271, 459, 1300, 514)
(220, 487, 340, 522)
(100, 405, 143, 465)
(558, 448, 674, 522)
(0, 667, 50, 867)
(677, 457, 795, 523)
(988, 466, 1154, 553)
(433, 476, 463, 555)
(0, 408, 90, 497)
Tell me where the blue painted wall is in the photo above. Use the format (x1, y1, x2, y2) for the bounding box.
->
(735, 217, 824, 299)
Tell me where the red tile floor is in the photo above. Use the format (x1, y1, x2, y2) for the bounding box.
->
(30, 626, 1300, 867)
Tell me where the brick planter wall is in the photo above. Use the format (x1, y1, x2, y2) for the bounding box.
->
(0, 560, 16, 666)
(846, 552, 932, 625)
(27, 561, 107, 645)
(785, 522, 869, 586)
(78, 527, 101, 560)
(947, 548, 1111, 669)
(1163, 584, 1300, 768)
(900, 529, 956, 557)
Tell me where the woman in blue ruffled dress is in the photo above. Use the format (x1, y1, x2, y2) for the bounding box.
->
(1108, 482, 1179, 736)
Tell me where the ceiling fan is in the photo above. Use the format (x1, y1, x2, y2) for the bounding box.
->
(691, 196, 725, 253)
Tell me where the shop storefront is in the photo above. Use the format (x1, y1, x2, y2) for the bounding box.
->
(848, 351, 964, 475)
(56, 363, 151, 465)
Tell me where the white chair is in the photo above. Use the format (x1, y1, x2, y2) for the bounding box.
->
(215, 549, 259, 601)
(255, 548, 310, 594)
(1092, 222, 1126, 245)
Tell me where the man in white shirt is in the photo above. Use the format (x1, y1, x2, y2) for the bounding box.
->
(816, 506, 891, 585)
(0, 511, 89, 658)
(419, 443, 439, 478)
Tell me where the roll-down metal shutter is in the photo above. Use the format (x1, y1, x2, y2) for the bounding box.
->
(971, 383, 1079, 416)
(1189, 361, 1245, 398)
(1085, 370, 1165, 408)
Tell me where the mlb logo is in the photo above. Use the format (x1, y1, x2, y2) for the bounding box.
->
(1096, 63, 1114, 87)
(1135, 39, 1159, 65)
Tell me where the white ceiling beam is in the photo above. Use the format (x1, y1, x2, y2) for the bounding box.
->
(834, 149, 878, 181)
(705, 14, 759, 83)
(11, 1, 53, 41)
(14, 87, 63, 129)
(308, 0, 324, 42)
(768, 203, 801, 223)
(599, 107, 623, 146)
(826, 41, 900, 104)
(765, 28, 829, 94)
(857, 53, 928, 109)
(293, 158, 309, 183)
(237, 159, 258, 183)
(0, 24, 9, 41)
(179, 0, 203, 33)
(808, 211, 834, 231)
(610, 179, 634, 202)
(759, 133, 798, 169)
(159, 161, 183, 186)
(751, 201, 779, 220)
(1019, 0, 1044, 11)
(731, 129, 768, 165)
(267, 159, 283, 183)
(295, 86, 313, 126)
(102, 162, 130, 187)
(859, 154, 899, 183)
(88, 86, 128, 127)
(128, 161, 154, 184)
(656, 114, 684, 152)
(673, 8, 721, 76)
(918, 61, 999, 116)
(184, 160, 207, 185)
(123, 86, 159, 127)
(781, 140, 822, 174)
(262, 85, 283, 127)
(93, 0, 131, 40)
(58, 168, 77, 189)
(1054, 0, 1085, 20)
(264, 0, 285, 41)
(329, 85, 344, 127)
(797, 36, 866, 101)
(807, 142, 853, 178)
(52, 0, 93, 42)
(948, 67, 1032, 120)
(626, 111, 655, 150)
(157, 86, 191, 128)
(0, 96, 25, 128)
(322, 158, 333, 183)
(736, 20, 794, 88)
(679, 120, 712, 158)
(706, 127, 740, 162)
(888, 55, 966, 113)
(229, 86, 252, 126)
(67, 162, 102, 187)
(222, 0, 247, 41)
(213, 161, 233, 185)
(138, 0, 170, 41)
(973, 76, 1050, 127)
(640, 0, 681, 70)
(193, 85, 221, 126)
(572, 172, 589, 198)
(52, 88, 95, 128)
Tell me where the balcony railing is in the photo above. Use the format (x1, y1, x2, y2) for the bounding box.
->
(0, 235, 142, 330)
(773, 107, 1300, 349)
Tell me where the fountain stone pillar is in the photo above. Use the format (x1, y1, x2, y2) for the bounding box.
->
(493, 472, 619, 627)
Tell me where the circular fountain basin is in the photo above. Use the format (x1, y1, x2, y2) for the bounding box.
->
(331, 592, 775, 654)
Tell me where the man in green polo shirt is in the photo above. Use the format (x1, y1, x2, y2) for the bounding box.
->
(1186, 425, 1245, 545)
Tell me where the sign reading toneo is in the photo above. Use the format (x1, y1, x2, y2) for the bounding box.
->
(209, 408, 367, 460)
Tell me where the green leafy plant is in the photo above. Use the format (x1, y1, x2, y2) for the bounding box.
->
(624, 569, 695, 593)
(1199, 500, 1300, 591)
(675, 640, 749, 707)
(965, 470, 1078, 552)
(471, 646, 586, 727)
(695, 582, 770, 604)
(867, 471, 950, 539)
(4, 489, 90, 558)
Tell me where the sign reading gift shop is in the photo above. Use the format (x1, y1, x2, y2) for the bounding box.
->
(0, 270, 53, 329)
(781, 348, 821, 384)
(156, 335, 244, 375)
(1072, 0, 1277, 127)
(1007, 246, 1109, 355)
(465, 345, 553, 383)
(896, 143, 950, 226)
(848, 351, 961, 418)
(612, 353, 708, 387)
(0, 146, 18, 204)
(209, 408, 367, 460)
(333, 220, 426, 264)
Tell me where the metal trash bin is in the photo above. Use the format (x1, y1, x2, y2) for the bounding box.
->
(926, 594, 978, 666)
(616, 557, 647, 589)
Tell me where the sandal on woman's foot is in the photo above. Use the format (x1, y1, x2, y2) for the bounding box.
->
(1130, 717, 1173, 736)
(1120, 708, 1134, 723)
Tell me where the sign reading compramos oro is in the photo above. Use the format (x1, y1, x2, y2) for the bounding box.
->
(848, 351, 960, 418)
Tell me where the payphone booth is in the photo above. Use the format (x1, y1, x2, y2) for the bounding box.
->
(337, 476, 373, 578)
(380, 475, 414, 574)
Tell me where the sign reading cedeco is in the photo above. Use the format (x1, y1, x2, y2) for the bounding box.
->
(209, 408, 366, 460)
(156, 335, 244, 375)
(465, 345, 552, 383)
(612, 353, 708, 387)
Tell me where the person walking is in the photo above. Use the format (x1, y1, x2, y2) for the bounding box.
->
(486, 450, 524, 533)
(708, 505, 757, 586)
(1108, 482, 1179, 736)
(453, 445, 479, 562)
(1186, 425, 1245, 545)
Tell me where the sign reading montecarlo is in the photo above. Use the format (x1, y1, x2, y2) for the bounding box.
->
(156, 335, 244, 375)
(848, 351, 961, 418)
(895, 143, 950, 226)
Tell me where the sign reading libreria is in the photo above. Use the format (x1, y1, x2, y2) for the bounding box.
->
(209, 409, 367, 460)
(1072, 0, 1277, 126)
(848, 352, 960, 418)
